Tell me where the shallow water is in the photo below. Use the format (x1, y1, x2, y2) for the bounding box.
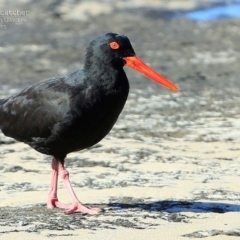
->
(184, 2, 240, 21)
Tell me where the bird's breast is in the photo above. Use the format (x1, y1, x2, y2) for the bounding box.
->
(53, 85, 129, 154)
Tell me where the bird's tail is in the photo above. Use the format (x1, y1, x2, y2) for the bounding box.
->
(0, 98, 6, 106)
(0, 98, 4, 129)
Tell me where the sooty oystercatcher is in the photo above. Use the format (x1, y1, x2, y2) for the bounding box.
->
(0, 33, 178, 214)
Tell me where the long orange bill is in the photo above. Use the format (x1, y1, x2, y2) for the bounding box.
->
(123, 56, 178, 92)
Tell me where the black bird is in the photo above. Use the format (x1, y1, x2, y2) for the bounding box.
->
(0, 33, 178, 214)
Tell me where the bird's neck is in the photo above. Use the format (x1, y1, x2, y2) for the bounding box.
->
(84, 57, 128, 92)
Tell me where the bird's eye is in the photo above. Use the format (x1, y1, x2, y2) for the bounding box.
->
(109, 41, 120, 50)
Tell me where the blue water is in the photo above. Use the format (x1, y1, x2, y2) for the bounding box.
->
(184, 4, 240, 21)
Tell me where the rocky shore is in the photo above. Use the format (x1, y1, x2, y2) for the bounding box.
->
(1, 0, 240, 239)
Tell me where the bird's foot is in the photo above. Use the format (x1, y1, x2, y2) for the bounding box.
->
(47, 198, 102, 215)
(64, 202, 102, 215)
(47, 197, 70, 209)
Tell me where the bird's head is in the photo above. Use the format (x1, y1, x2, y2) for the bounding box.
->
(86, 33, 178, 92)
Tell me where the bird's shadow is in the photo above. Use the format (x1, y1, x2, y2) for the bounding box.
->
(106, 200, 240, 213)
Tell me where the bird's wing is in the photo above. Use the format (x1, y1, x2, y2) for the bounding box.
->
(0, 74, 84, 143)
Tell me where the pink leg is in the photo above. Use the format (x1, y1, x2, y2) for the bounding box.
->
(47, 158, 102, 214)
(58, 162, 102, 215)
(47, 158, 70, 209)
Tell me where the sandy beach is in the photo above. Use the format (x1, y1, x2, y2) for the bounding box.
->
(1, 0, 240, 239)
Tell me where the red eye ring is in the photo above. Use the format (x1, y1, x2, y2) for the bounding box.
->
(110, 41, 120, 50)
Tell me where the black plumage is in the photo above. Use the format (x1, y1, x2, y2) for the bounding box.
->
(0, 33, 132, 161)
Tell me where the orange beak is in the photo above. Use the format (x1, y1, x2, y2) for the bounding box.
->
(123, 56, 178, 92)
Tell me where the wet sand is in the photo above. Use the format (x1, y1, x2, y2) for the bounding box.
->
(1, 0, 240, 239)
